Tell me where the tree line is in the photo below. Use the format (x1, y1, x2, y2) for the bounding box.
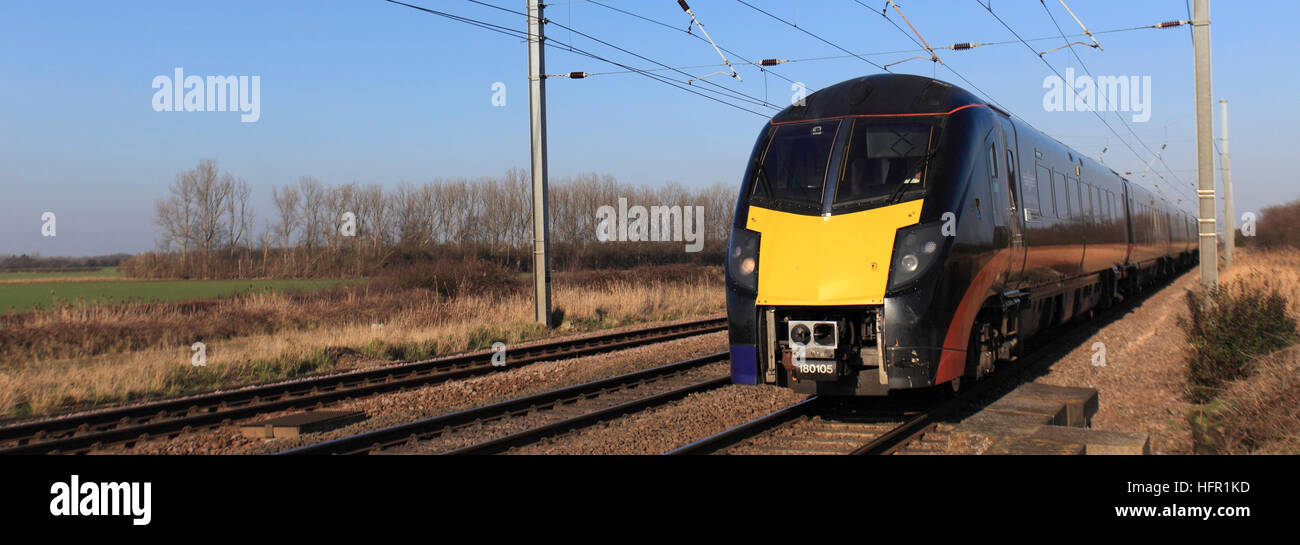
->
(1247, 198, 1300, 250)
(0, 254, 131, 272)
(122, 160, 737, 279)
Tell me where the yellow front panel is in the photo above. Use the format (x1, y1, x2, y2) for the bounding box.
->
(746, 200, 923, 306)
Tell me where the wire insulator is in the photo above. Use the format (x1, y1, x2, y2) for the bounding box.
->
(1155, 20, 1187, 28)
(951, 42, 975, 50)
(759, 59, 786, 66)
(569, 72, 589, 79)
(678, 0, 691, 12)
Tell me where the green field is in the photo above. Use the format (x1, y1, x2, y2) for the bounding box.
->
(0, 277, 344, 314)
(0, 267, 123, 281)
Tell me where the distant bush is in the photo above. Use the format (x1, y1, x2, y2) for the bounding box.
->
(554, 263, 720, 289)
(1179, 281, 1299, 403)
(0, 253, 130, 271)
(1249, 199, 1300, 249)
(367, 259, 519, 298)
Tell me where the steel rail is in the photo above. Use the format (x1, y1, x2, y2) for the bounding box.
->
(280, 351, 730, 455)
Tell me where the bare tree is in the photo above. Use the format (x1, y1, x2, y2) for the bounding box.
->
(144, 166, 732, 280)
(298, 176, 327, 271)
(154, 159, 239, 277)
(227, 177, 254, 250)
(192, 160, 234, 258)
(154, 172, 196, 253)
(272, 183, 301, 273)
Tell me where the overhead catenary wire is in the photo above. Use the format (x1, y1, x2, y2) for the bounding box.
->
(1037, 0, 1194, 199)
(583, 0, 806, 91)
(974, 0, 1185, 202)
(735, 0, 890, 72)
(382, 0, 772, 117)
(570, 16, 1193, 85)
(458, 0, 784, 110)
(855, 0, 1187, 54)
(852, 0, 1019, 120)
(386, 0, 1207, 160)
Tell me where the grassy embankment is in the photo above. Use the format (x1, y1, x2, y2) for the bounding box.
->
(1182, 249, 1300, 453)
(0, 264, 723, 418)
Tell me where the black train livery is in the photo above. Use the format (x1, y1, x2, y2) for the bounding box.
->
(726, 74, 1195, 395)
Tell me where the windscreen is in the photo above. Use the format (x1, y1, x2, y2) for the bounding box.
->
(749, 120, 841, 213)
(832, 120, 941, 212)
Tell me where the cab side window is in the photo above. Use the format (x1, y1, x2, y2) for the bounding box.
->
(1005, 150, 1016, 185)
(988, 144, 999, 179)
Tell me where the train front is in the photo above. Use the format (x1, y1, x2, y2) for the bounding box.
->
(726, 74, 987, 396)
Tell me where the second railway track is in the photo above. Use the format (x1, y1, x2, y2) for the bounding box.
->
(0, 316, 725, 454)
(280, 352, 731, 455)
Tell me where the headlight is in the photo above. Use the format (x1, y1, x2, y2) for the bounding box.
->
(727, 228, 761, 295)
(790, 324, 810, 345)
(812, 323, 836, 346)
(887, 221, 946, 292)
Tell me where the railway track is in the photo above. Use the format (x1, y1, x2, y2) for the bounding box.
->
(666, 396, 935, 455)
(279, 352, 731, 455)
(670, 272, 1186, 455)
(0, 316, 726, 455)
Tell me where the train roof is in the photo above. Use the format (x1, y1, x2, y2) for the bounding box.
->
(770, 74, 984, 124)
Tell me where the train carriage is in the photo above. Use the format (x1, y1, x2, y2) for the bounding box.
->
(726, 74, 1195, 396)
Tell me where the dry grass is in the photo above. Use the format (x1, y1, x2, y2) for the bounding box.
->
(1190, 346, 1300, 454)
(0, 266, 723, 418)
(1185, 248, 1300, 453)
(1220, 247, 1300, 317)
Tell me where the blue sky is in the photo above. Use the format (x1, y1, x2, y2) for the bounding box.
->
(1, 0, 1295, 255)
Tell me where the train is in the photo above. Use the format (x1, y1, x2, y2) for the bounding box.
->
(725, 73, 1196, 396)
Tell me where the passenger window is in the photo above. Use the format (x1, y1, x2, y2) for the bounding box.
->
(1024, 165, 1043, 216)
(1046, 169, 1058, 217)
(1076, 180, 1085, 219)
(1055, 173, 1069, 219)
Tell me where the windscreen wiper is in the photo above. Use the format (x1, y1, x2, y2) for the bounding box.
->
(887, 149, 940, 205)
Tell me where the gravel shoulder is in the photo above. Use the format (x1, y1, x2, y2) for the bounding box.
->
(1030, 270, 1199, 454)
(506, 384, 807, 455)
(112, 330, 729, 454)
(387, 361, 735, 454)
